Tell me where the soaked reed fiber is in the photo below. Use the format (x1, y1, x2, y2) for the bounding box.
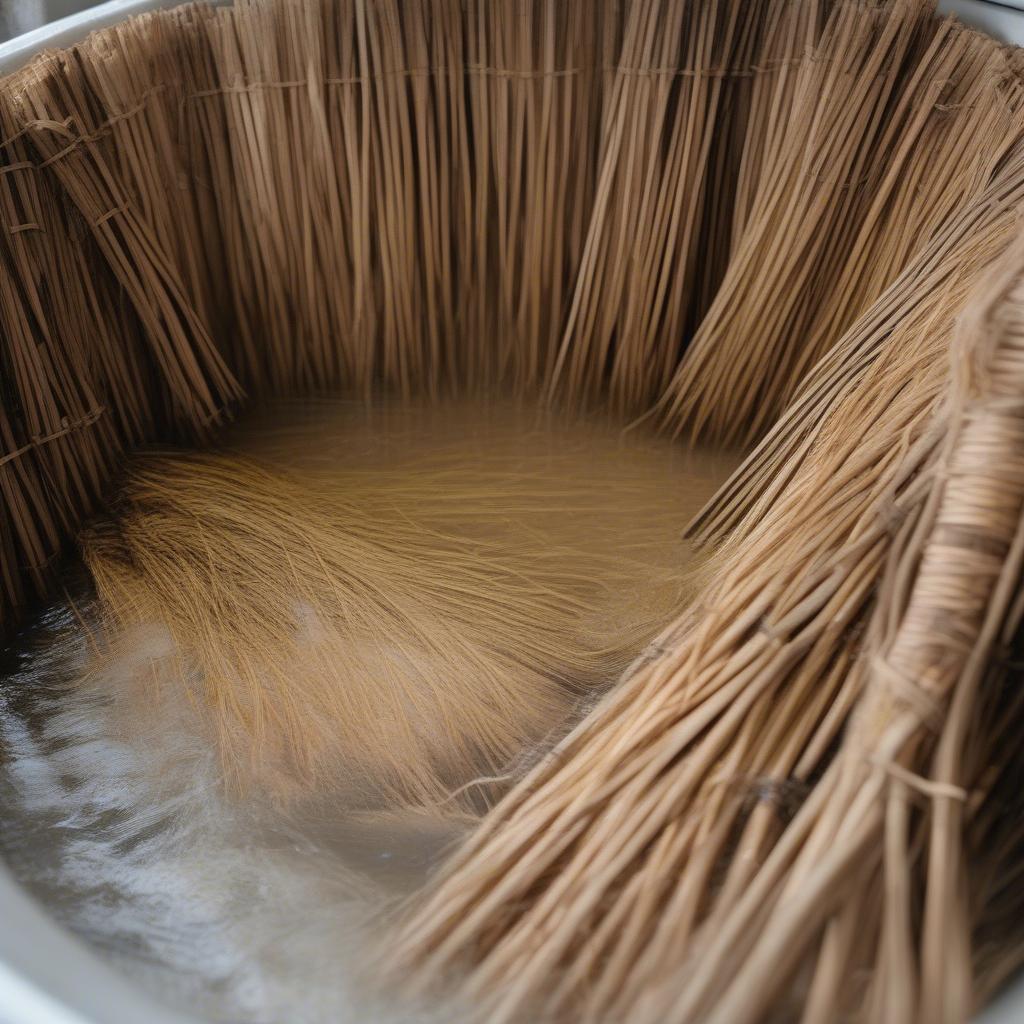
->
(3, 0, 1024, 1021)
(81, 402, 722, 813)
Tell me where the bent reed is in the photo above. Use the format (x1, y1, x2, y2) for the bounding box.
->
(2, 0, 1024, 1022)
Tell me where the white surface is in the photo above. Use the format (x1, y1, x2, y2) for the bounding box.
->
(941, 0, 1024, 35)
(0, 0, 166, 74)
(0, 861, 192, 1024)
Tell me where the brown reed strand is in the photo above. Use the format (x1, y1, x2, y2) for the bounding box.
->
(389, 205, 1024, 1024)
(3, 0, 1019, 636)
(390, 179, 1024, 1024)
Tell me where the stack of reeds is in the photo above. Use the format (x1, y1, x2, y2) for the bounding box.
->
(3, 0, 1024, 1020)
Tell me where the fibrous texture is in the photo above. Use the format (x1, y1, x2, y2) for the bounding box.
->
(392, 63, 1024, 1024)
(5, 0, 1024, 632)
(82, 402, 725, 812)
(2, 0, 1024, 1021)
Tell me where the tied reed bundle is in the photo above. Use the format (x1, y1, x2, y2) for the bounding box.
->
(2, 0, 1024, 1021)
(392, 224, 1024, 1024)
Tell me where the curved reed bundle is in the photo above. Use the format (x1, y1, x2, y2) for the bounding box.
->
(2, 0, 1024, 1021)
(393, 232, 1024, 1024)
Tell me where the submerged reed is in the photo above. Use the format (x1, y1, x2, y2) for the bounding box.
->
(82, 402, 727, 813)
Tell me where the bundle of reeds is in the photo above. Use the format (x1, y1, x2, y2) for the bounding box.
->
(3, 0, 1024, 1020)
